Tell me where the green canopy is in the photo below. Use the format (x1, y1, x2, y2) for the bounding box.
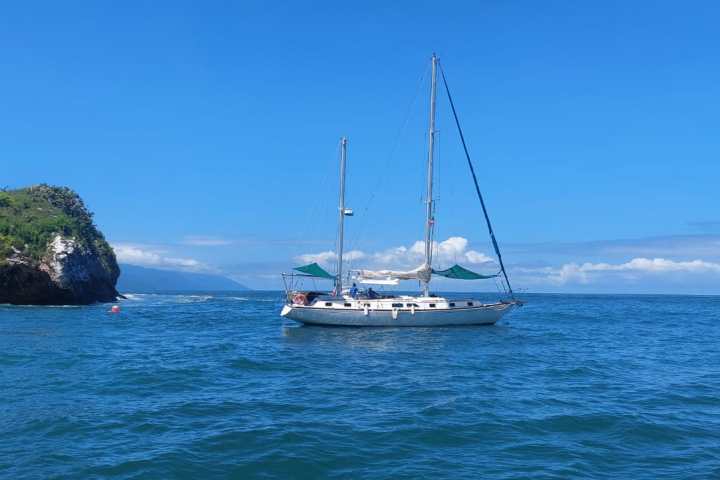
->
(293, 262, 335, 279)
(432, 264, 499, 280)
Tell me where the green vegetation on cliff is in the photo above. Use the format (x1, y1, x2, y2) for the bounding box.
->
(0, 185, 114, 263)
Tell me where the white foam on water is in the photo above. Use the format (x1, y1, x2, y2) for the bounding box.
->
(172, 295, 214, 303)
(121, 293, 148, 301)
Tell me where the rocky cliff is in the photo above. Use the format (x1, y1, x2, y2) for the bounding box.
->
(0, 185, 120, 305)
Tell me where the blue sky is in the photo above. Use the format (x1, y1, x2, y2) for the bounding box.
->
(4, 1, 720, 293)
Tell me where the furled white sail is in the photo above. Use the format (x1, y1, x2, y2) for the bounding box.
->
(355, 263, 432, 283)
(357, 278, 399, 286)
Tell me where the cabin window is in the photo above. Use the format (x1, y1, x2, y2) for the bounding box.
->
(364, 303, 370, 307)
(467, 302, 474, 306)
(325, 302, 332, 307)
(392, 303, 403, 308)
(449, 302, 456, 307)
(406, 303, 418, 307)
(429, 303, 436, 308)
(344, 303, 352, 307)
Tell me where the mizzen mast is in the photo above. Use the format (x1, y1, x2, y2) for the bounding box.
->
(335, 137, 351, 294)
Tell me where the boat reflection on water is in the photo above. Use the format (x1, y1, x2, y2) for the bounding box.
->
(280, 317, 514, 353)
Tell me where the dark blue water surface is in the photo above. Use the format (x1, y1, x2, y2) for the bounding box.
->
(2, 292, 719, 479)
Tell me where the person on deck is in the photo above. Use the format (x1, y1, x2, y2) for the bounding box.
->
(349, 283, 358, 298)
(367, 287, 378, 299)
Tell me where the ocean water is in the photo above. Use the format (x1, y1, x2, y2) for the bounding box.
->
(1, 292, 719, 479)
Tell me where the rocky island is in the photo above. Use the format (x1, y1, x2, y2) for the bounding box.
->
(0, 185, 120, 305)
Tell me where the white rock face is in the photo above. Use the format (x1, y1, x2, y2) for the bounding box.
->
(6, 246, 25, 265)
(41, 235, 71, 286)
(37, 234, 114, 296)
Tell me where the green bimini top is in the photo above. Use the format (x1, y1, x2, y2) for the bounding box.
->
(432, 264, 499, 280)
(293, 262, 335, 279)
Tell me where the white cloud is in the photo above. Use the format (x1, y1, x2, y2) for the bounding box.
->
(546, 257, 720, 285)
(296, 236, 494, 270)
(181, 236, 233, 246)
(296, 250, 336, 265)
(112, 244, 209, 272)
(234, 233, 720, 292)
(373, 237, 493, 267)
(296, 249, 365, 265)
(466, 250, 494, 264)
(435, 237, 494, 264)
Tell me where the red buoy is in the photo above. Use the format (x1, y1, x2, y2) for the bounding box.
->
(110, 305, 120, 314)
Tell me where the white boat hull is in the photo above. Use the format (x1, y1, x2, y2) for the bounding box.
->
(282, 301, 516, 327)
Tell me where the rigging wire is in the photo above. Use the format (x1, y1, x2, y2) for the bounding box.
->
(294, 141, 340, 267)
(344, 62, 430, 275)
(432, 127, 440, 268)
(438, 62, 515, 299)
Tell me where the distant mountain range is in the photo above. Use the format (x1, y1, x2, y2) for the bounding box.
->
(117, 264, 249, 292)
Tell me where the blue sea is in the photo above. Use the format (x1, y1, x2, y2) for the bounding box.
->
(2, 292, 719, 479)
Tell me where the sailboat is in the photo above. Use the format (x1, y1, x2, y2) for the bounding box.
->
(280, 54, 522, 326)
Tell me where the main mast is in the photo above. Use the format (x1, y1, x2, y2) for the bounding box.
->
(336, 137, 349, 294)
(422, 54, 438, 297)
